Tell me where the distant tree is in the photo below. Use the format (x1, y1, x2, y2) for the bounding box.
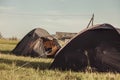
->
(9, 36, 18, 40)
(0, 32, 3, 38)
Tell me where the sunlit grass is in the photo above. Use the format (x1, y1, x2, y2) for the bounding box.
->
(0, 39, 19, 54)
(0, 39, 19, 45)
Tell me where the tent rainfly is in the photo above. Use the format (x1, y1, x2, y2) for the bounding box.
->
(50, 23, 120, 72)
(12, 28, 61, 58)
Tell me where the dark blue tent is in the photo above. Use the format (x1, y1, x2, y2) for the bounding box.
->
(50, 23, 120, 72)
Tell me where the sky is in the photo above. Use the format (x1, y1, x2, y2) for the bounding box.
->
(0, 0, 120, 39)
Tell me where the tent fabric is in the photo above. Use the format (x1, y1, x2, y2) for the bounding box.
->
(12, 28, 61, 58)
(50, 23, 120, 72)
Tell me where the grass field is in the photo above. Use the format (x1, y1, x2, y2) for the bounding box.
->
(0, 39, 120, 80)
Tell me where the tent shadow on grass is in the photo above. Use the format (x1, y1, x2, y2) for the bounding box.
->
(0, 50, 11, 54)
(0, 58, 51, 70)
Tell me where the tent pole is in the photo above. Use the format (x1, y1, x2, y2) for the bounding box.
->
(87, 14, 94, 28)
(92, 14, 94, 26)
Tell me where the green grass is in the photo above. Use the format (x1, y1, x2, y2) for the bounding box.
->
(0, 39, 120, 80)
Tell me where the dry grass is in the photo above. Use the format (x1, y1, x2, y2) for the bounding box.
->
(0, 39, 18, 54)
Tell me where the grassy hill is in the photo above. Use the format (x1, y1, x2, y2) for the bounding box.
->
(0, 39, 120, 80)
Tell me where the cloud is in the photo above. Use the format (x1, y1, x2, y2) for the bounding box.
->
(0, 6, 15, 11)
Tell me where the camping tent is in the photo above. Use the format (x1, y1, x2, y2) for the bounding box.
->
(50, 23, 120, 72)
(12, 28, 61, 58)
